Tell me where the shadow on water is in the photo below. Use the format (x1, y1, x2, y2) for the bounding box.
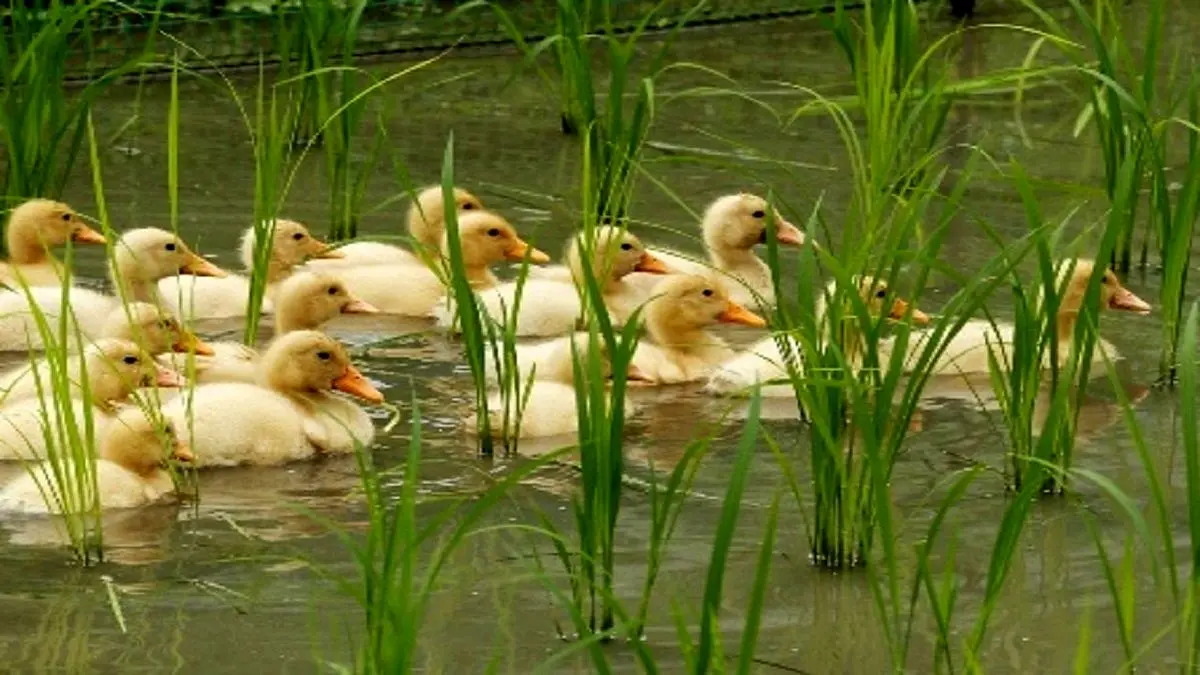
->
(0, 5, 1196, 673)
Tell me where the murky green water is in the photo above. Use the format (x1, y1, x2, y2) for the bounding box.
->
(4, 3, 1200, 672)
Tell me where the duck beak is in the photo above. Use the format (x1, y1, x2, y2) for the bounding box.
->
(313, 242, 345, 259)
(71, 225, 107, 245)
(717, 301, 767, 328)
(172, 438, 195, 463)
(634, 252, 670, 274)
(1109, 286, 1152, 315)
(333, 365, 385, 404)
(505, 239, 551, 264)
(342, 297, 380, 314)
(180, 255, 227, 278)
(775, 220, 806, 247)
(173, 332, 215, 356)
(889, 298, 930, 325)
(155, 366, 185, 388)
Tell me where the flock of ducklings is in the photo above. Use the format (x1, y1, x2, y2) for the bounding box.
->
(0, 188, 1154, 516)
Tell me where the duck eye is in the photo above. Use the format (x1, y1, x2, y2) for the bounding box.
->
(702, 289, 714, 297)
(620, 243, 633, 251)
(875, 289, 888, 299)
(462, 202, 476, 211)
(165, 243, 177, 252)
(61, 213, 72, 222)
(486, 228, 501, 237)
(122, 355, 138, 365)
(292, 232, 305, 241)
(316, 351, 331, 361)
(327, 286, 339, 295)
(751, 210, 765, 219)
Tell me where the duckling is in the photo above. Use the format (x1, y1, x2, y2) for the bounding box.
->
(163, 330, 384, 467)
(706, 276, 929, 397)
(166, 272, 379, 384)
(307, 186, 485, 268)
(625, 193, 805, 308)
(0, 339, 183, 460)
(921, 259, 1150, 377)
(0, 303, 211, 406)
(0, 228, 227, 351)
(0, 406, 193, 514)
(0, 199, 107, 287)
(159, 219, 342, 319)
(448, 226, 669, 337)
(331, 211, 548, 316)
(631, 274, 768, 384)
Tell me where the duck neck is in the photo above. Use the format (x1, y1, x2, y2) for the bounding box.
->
(265, 258, 295, 284)
(710, 246, 764, 274)
(275, 304, 318, 334)
(648, 320, 726, 357)
(464, 265, 498, 290)
(7, 225, 48, 265)
(110, 259, 158, 304)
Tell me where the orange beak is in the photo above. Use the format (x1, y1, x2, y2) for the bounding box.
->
(888, 298, 931, 325)
(172, 332, 215, 356)
(180, 255, 227, 278)
(172, 438, 195, 463)
(332, 365, 385, 404)
(634, 252, 670, 274)
(717, 301, 767, 328)
(155, 366, 184, 388)
(313, 242, 345, 259)
(505, 239, 551, 264)
(342, 297, 380, 314)
(71, 225, 107, 245)
(775, 220, 806, 247)
(1109, 286, 1152, 315)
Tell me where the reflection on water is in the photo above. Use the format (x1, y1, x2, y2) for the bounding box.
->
(0, 5, 1193, 673)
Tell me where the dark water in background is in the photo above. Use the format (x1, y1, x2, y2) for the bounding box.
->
(2, 4, 1199, 673)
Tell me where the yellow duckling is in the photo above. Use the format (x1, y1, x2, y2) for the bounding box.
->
(0, 302, 210, 406)
(0, 228, 226, 351)
(163, 330, 383, 467)
(922, 259, 1151, 377)
(307, 186, 485, 268)
(0, 406, 193, 514)
(707, 276, 929, 397)
(449, 226, 669, 337)
(159, 219, 342, 319)
(0, 339, 183, 460)
(0, 199, 107, 287)
(625, 193, 805, 309)
(631, 274, 767, 384)
(167, 271, 378, 384)
(332, 211, 548, 316)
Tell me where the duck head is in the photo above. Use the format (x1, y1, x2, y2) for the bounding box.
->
(646, 274, 766, 346)
(100, 406, 193, 478)
(5, 199, 106, 263)
(86, 338, 185, 404)
(702, 193, 805, 258)
(101, 303, 215, 356)
(274, 272, 379, 333)
(566, 226, 669, 286)
(259, 330, 385, 404)
(409, 185, 485, 252)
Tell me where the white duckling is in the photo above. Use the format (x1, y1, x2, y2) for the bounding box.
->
(0, 339, 183, 460)
(331, 211, 549, 316)
(163, 330, 384, 467)
(0, 199, 107, 287)
(621, 194, 805, 309)
(0, 302, 211, 406)
(0, 406, 194, 514)
(920, 259, 1151, 377)
(307, 186, 485, 268)
(159, 219, 342, 319)
(451, 226, 669, 337)
(631, 274, 768, 384)
(166, 272, 379, 384)
(706, 276, 929, 397)
(0, 228, 226, 351)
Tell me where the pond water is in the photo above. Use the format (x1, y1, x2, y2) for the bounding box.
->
(4, 2, 1200, 672)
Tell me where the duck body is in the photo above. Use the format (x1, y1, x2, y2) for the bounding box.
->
(0, 286, 116, 351)
(705, 336, 804, 398)
(486, 382, 580, 439)
(307, 241, 418, 268)
(0, 399, 116, 461)
(0, 459, 174, 514)
(164, 383, 314, 467)
(333, 264, 447, 317)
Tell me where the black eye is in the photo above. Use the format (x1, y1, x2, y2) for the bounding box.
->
(165, 243, 177, 252)
(462, 202, 476, 211)
(327, 286, 339, 295)
(158, 320, 170, 329)
(61, 213, 71, 222)
(875, 289, 887, 299)
(486, 228, 500, 237)
(292, 232, 305, 241)
(751, 210, 765, 219)
(702, 289, 714, 297)
(620, 243, 633, 251)
(123, 355, 138, 365)
(317, 351, 331, 361)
